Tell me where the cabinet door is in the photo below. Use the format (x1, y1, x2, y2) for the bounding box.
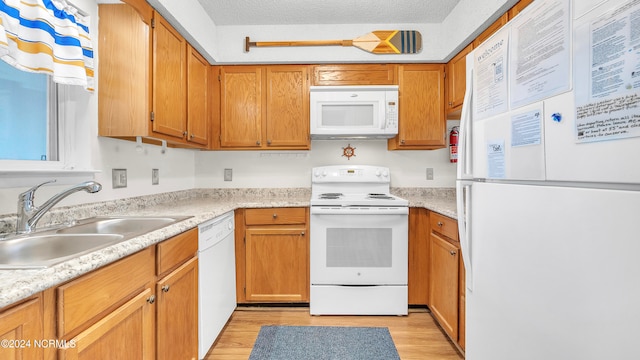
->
(0, 297, 43, 360)
(157, 257, 198, 360)
(429, 232, 460, 341)
(98, 3, 151, 137)
(391, 64, 445, 149)
(245, 227, 309, 302)
(59, 288, 155, 360)
(220, 66, 263, 148)
(447, 43, 473, 116)
(152, 12, 187, 139)
(186, 45, 209, 146)
(265, 65, 310, 148)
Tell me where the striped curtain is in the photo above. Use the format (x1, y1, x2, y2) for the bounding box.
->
(0, 0, 94, 91)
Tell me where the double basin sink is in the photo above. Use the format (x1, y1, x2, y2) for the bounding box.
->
(0, 216, 191, 269)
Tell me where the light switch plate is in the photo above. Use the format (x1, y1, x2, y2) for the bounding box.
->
(112, 169, 127, 188)
(152, 169, 159, 185)
(426, 168, 434, 180)
(224, 168, 233, 181)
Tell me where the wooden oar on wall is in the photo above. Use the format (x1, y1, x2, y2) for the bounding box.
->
(245, 30, 422, 54)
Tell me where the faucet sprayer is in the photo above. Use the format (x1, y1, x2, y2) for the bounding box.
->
(16, 180, 102, 234)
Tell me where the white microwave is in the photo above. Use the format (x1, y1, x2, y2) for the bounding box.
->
(310, 85, 399, 139)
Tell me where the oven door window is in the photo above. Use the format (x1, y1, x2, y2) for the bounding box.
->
(326, 228, 392, 268)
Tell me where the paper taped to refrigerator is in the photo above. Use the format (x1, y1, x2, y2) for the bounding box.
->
(508, 0, 571, 109)
(574, 0, 640, 143)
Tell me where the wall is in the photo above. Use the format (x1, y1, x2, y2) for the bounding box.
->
(150, 0, 519, 63)
(195, 133, 459, 189)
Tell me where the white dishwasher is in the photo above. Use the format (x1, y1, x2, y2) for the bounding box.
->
(198, 211, 236, 359)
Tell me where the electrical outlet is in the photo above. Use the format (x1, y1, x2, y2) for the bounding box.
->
(112, 169, 127, 188)
(224, 168, 233, 181)
(152, 169, 159, 185)
(426, 168, 434, 180)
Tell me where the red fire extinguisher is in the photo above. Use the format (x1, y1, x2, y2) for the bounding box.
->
(449, 126, 459, 163)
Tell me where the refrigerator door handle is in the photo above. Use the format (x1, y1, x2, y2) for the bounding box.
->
(457, 65, 473, 180)
(456, 181, 473, 291)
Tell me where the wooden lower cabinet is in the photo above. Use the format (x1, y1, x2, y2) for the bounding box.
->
(428, 212, 465, 350)
(59, 288, 155, 360)
(6, 228, 201, 360)
(236, 208, 309, 303)
(429, 231, 460, 340)
(156, 257, 198, 360)
(0, 296, 44, 360)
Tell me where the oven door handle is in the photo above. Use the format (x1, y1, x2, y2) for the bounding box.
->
(310, 207, 409, 215)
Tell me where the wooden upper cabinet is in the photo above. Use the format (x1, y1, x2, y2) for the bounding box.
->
(187, 45, 210, 146)
(219, 66, 263, 148)
(98, 3, 209, 149)
(388, 64, 446, 150)
(509, 0, 534, 19)
(217, 65, 310, 150)
(311, 64, 397, 85)
(152, 12, 187, 139)
(446, 43, 473, 119)
(265, 65, 310, 148)
(98, 3, 151, 138)
(473, 13, 508, 48)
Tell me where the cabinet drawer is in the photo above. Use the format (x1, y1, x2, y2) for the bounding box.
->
(157, 228, 198, 277)
(245, 208, 307, 225)
(57, 247, 155, 338)
(430, 213, 458, 241)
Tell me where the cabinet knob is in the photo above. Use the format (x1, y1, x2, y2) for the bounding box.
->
(300, 231, 305, 236)
(400, 139, 405, 144)
(267, 139, 272, 145)
(189, 133, 194, 139)
(183, 131, 188, 136)
(437, 221, 443, 227)
(450, 250, 457, 256)
(162, 285, 170, 293)
(272, 213, 278, 218)
(256, 140, 261, 145)
(147, 295, 156, 304)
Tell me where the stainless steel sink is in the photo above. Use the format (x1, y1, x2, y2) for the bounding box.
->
(0, 216, 191, 269)
(56, 216, 185, 236)
(0, 233, 124, 269)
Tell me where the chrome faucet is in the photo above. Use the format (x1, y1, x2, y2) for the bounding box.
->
(16, 180, 102, 234)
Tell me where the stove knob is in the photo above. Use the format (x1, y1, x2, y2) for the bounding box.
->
(375, 169, 382, 177)
(322, 171, 327, 177)
(383, 170, 389, 178)
(314, 170, 320, 178)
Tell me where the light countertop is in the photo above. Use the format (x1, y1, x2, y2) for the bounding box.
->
(0, 188, 456, 309)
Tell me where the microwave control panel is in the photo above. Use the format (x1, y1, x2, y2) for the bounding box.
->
(386, 101, 398, 130)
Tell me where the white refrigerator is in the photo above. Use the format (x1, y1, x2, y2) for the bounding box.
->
(456, 0, 640, 359)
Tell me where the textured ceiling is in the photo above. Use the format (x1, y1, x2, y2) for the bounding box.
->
(196, 0, 462, 26)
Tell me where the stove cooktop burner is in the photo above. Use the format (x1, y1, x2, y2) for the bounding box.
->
(367, 193, 395, 200)
(318, 193, 344, 199)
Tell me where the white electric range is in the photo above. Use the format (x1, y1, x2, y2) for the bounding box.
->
(309, 165, 409, 315)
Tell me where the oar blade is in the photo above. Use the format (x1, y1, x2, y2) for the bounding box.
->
(353, 30, 422, 54)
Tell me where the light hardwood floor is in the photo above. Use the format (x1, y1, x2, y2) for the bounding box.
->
(205, 307, 464, 359)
